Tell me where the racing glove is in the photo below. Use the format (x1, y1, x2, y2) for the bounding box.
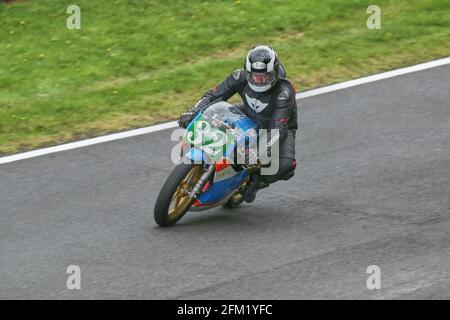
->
(178, 109, 198, 129)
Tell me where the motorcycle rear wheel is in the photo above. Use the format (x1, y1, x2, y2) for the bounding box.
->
(154, 164, 203, 227)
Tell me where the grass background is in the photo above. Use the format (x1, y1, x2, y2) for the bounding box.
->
(0, 0, 449, 154)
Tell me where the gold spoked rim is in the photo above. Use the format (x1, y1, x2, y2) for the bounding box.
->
(168, 166, 203, 219)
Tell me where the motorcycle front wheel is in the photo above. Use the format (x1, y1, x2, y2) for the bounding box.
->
(154, 164, 203, 227)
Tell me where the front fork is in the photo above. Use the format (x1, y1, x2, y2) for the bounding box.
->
(188, 164, 215, 199)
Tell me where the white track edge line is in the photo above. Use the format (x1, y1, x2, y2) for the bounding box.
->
(1, 56, 449, 165)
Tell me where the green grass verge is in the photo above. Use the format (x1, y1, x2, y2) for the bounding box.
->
(1, 0, 449, 154)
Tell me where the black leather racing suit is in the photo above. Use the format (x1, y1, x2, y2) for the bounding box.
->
(192, 68, 298, 183)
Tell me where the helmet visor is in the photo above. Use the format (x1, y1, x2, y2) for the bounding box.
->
(246, 71, 276, 88)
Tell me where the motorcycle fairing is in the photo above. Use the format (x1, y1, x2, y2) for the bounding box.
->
(193, 164, 248, 206)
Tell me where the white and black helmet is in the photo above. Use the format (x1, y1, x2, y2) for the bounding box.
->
(245, 45, 280, 93)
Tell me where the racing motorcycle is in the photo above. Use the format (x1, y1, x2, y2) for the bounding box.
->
(154, 101, 263, 227)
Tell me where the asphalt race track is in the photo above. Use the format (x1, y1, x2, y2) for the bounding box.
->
(1, 64, 449, 299)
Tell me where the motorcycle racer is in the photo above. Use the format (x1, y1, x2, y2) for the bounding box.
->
(178, 45, 298, 203)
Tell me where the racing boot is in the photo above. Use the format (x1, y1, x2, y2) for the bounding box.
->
(244, 173, 262, 203)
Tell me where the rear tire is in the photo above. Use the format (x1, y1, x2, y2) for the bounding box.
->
(154, 164, 203, 227)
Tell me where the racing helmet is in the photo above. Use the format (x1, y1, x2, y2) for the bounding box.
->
(245, 45, 280, 93)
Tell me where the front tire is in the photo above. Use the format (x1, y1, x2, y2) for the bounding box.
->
(154, 164, 203, 227)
